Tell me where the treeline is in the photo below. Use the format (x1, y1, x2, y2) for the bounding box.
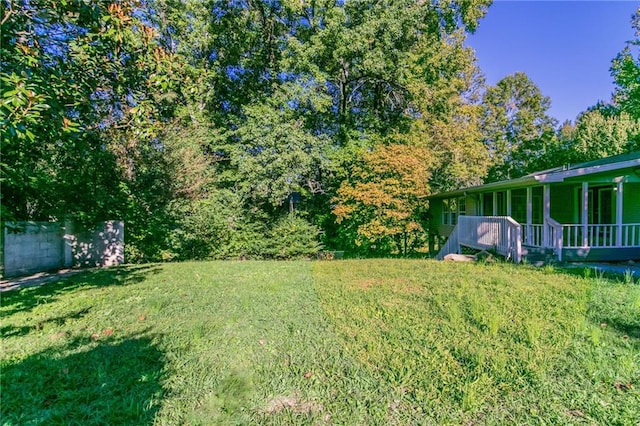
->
(2, 1, 639, 260)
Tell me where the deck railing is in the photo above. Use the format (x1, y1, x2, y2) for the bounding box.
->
(457, 216, 522, 262)
(547, 218, 564, 262)
(622, 224, 640, 247)
(563, 223, 640, 248)
(523, 224, 544, 247)
(437, 218, 640, 264)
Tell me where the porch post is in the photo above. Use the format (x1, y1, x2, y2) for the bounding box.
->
(506, 189, 512, 217)
(616, 180, 623, 246)
(582, 182, 589, 247)
(492, 192, 497, 216)
(526, 187, 532, 244)
(429, 234, 435, 256)
(543, 184, 550, 246)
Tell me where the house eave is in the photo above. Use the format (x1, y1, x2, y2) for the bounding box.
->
(429, 157, 640, 200)
(428, 176, 539, 199)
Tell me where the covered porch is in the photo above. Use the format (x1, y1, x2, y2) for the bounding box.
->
(436, 180, 640, 262)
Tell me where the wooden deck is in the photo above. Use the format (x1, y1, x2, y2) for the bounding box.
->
(437, 216, 640, 263)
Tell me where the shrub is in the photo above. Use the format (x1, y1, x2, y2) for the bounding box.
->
(167, 190, 269, 260)
(267, 214, 322, 259)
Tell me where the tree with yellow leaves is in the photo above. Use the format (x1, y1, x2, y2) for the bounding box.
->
(332, 143, 432, 256)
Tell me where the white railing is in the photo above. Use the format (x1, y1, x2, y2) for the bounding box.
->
(547, 218, 564, 262)
(521, 219, 563, 261)
(562, 223, 640, 248)
(438, 217, 640, 263)
(523, 224, 544, 247)
(622, 224, 640, 247)
(457, 216, 522, 262)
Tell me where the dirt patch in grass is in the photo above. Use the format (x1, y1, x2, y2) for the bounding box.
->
(354, 278, 376, 290)
(354, 277, 422, 294)
(263, 395, 324, 415)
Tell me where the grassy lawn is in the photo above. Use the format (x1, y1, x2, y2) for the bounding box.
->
(1, 260, 638, 425)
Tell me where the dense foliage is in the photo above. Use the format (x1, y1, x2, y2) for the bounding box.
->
(2, 1, 639, 259)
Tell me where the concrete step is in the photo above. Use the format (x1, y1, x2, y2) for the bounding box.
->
(522, 245, 558, 266)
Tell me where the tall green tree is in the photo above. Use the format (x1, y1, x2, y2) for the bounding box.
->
(481, 72, 557, 182)
(286, 0, 492, 145)
(546, 110, 640, 166)
(1, 0, 214, 260)
(611, 7, 640, 119)
(231, 82, 332, 208)
(2, 0, 496, 259)
(404, 31, 489, 192)
(1, 1, 105, 220)
(572, 110, 640, 159)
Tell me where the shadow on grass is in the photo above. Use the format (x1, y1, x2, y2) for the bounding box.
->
(0, 265, 162, 317)
(554, 265, 640, 340)
(555, 264, 632, 282)
(0, 307, 92, 338)
(1, 333, 165, 425)
(601, 318, 640, 339)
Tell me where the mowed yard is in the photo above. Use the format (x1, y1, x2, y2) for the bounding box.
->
(1, 260, 638, 425)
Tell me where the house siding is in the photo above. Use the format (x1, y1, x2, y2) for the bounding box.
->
(429, 199, 443, 232)
(430, 199, 455, 237)
(564, 247, 640, 262)
(466, 195, 478, 216)
(623, 182, 640, 223)
(431, 195, 479, 238)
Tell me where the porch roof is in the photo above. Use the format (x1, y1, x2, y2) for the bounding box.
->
(429, 151, 640, 200)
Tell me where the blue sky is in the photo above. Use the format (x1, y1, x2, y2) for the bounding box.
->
(467, 1, 639, 124)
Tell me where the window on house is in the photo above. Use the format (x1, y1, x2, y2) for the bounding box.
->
(442, 199, 449, 225)
(442, 198, 458, 225)
(450, 198, 458, 225)
(458, 197, 466, 216)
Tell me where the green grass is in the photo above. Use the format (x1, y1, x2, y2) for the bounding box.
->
(1, 260, 638, 425)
